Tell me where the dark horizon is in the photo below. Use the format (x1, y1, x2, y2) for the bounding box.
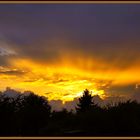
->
(0, 88, 139, 136)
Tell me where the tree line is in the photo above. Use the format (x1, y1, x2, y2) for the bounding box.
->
(0, 89, 140, 136)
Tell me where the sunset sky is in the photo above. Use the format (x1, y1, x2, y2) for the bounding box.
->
(0, 3, 140, 103)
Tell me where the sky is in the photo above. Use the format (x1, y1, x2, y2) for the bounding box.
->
(0, 3, 140, 103)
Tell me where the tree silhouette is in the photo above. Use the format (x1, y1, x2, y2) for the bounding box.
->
(1, 87, 140, 136)
(0, 95, 16, 135)
(76, 89, 96, 113)
(17, 92, 51, 136)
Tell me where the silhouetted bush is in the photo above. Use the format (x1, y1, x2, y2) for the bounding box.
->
(17, 93, 51, 136)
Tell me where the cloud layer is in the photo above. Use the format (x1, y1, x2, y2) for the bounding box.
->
(0, 4, 139, 101)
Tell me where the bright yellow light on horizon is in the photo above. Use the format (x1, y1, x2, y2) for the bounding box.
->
(0, 58, 106, 102)
(0, 56, 139, 102)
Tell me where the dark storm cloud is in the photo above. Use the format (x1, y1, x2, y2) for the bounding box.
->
(0, 69, 26, 75)
(0, 4, 140, 66)
(0, 4, 139, 39)
(104, 84, 136, 97)
(0, 56, 10, 66)
(50, 79, 69, 84)
(0, 4, 140, 42)
(49, 100, 64, 111)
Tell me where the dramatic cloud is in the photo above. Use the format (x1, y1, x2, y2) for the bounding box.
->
(0, 4, 139, 102)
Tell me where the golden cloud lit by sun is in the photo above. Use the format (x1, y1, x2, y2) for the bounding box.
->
(0, 54, 139, 102)
(0, 57, 107, 102)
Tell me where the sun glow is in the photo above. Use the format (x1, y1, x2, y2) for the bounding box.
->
(0, 55, 139, 102)
(0, 58, 107, 102)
